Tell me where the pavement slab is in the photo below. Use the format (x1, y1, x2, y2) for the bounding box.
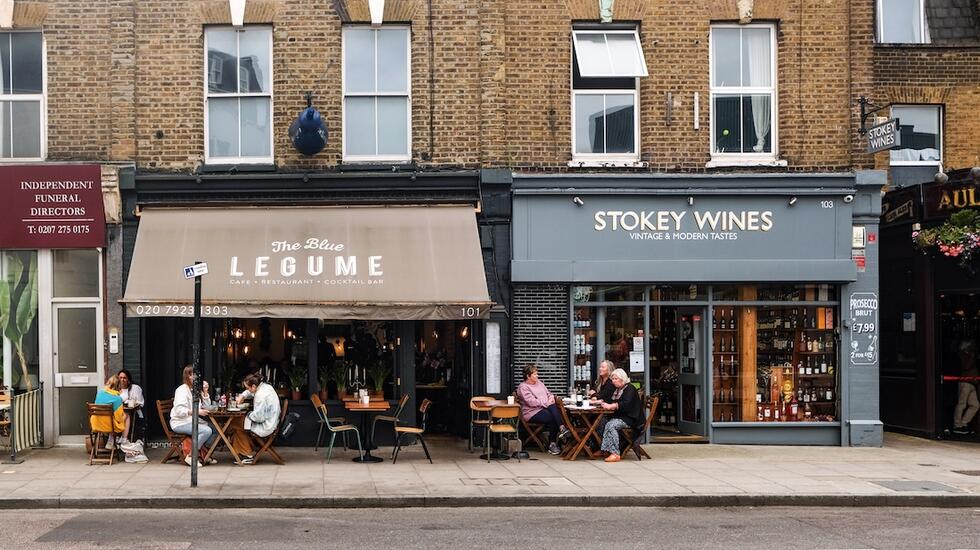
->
(1, 432, 980, 508)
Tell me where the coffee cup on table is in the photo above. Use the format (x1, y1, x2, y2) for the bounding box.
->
(507, 395, 515, 405)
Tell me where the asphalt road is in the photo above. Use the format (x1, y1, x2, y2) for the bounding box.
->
(0, 507, 977, 549)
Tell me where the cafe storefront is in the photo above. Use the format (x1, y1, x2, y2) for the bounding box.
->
(119, 170, 508, 445)
(511, 172, 885, 446)
(1, 164, 116, 446)
(880, 168, 980, 441)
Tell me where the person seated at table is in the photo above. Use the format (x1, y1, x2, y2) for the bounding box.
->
(517, 364, 566, 455)
(92, 374, 127, 448)
(170, 365, 218, 467)
(598, 368, 644, 463)
(117, 369, 145, 443)
(588, 359, 616, 404)
(230, 373, 281, 464)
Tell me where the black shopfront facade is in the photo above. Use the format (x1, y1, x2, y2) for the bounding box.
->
(880, 168, 980, 441)
(119, 168, 511, 445)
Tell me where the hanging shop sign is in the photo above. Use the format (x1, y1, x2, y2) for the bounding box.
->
(0, 164, 106, 249)
(880, 186, 919, 227)
(848, 292, 878, 366)
(922, 181, 980, 221)
(865, 119, 900, 154)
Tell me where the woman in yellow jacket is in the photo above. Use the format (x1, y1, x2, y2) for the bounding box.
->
(92, 375, 127, 442)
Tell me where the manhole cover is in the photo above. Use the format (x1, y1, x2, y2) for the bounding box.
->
(952, 470, 980, 477)
(872, 480, 962, 492)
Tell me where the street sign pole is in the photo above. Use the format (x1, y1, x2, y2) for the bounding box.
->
(189, 261, 205, 487)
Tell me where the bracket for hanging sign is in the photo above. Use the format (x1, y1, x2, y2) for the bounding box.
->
(858, 96, 891, 135)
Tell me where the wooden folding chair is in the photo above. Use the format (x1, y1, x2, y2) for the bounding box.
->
(156, 398, 186, 464)
(87, 403, 117, 466)
(247, 400, 288, 465)
(514, 392, 547, 452)
(622, 395, 660, 460)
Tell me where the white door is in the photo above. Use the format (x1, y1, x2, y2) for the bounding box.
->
(52, 303, 103, 442)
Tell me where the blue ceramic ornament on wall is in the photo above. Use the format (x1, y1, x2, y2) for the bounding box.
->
(289, 93, 328, 156)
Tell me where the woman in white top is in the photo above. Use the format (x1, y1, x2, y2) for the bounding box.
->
(170, 365, 218, 467)
(232, 373, 281, 464)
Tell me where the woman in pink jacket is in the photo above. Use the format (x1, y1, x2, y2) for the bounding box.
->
(516, 364, 566, 455)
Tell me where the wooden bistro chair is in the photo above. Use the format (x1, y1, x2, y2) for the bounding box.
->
(156, 399, 186, 464)
(371, 393, 411, 447)
(87, 403, 117, 466)
(310, 393, 349, 452)
(485, 404, 521, 463)
(0, 389, 12, 446)
(514, 392, 547, 452)
(622, 395, 660, 461)
(247, 400, 289, 465)
(392, 398, 433, 464)
(316, 402, 364, 463)
(469, 396, 494, 452)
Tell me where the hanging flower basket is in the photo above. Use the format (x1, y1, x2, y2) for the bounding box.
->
(912, 209, 980, 273)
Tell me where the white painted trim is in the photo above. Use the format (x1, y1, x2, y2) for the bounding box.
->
(0, 0, 13, 29)
(0, 30, 48, 162)
(341, 25, 412, 162)
(876, 0, 930, 44)
(37, 250, 53, 445)
(708, 23, 778, 160)
(203, 26, 274, 165)
(571, 29, 649, 78)
(369, 0, 385, 26)
(229, 0, 246, 27)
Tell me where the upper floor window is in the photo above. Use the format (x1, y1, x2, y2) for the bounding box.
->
(205, 26, 273, 164)
(571, 29, 647, 162)
(0, 31, 44, 160)
(343, 26, 411, 162)
(877, 0, 930, 44)
(710, 24, 776, 159)
(890, 105, 942, 165)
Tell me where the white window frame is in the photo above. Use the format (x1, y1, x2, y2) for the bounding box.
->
(708, 23, 778, 164)
(876, 0, 930, 44)
(571, 30, 649, 78)
(342, 25, 412, 163)
(0, 30, 47, 163)
(889, 104, 943, 166)
(570, 30, 642, 164)
(203, 25, 274, 165)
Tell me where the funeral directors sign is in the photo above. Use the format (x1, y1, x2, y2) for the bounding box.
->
(866, 119, 900, 153)
(0, 165, 106, 248)
(512, 193, 855, 283)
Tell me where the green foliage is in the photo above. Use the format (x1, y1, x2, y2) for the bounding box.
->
(330, 362, 349, 392)
(913, 210, 980, 270)
(0, 253, 38, 390)
(367, 362, 391, 392)
(286, 363, 307, 391)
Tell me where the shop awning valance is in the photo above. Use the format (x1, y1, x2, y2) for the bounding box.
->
(122, 206, 493, 320)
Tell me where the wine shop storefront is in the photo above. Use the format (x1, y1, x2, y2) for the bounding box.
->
(120, 171, 507, 446)
(511, 172, 885, 446)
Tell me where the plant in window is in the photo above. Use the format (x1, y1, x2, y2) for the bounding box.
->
(0, 252, 38, 391)
(367, 362, 391, 394)
(913, 210, 980, 272)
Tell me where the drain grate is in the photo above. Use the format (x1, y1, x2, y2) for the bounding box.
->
(952, 470, 980, 477)
(871, 480, 962, 492)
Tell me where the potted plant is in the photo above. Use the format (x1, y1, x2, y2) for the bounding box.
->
(286, 363, 307, 401)
(317, 364, 331, 401)
(367, 362, 391, 396)
(0, 252, 38, 391)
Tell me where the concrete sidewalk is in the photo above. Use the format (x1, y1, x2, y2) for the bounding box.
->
(1, 433, 979, 508)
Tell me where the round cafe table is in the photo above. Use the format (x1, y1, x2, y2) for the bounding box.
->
(344, 399, 392, 463)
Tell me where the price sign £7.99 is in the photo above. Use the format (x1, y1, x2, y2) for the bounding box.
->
(848, 292, 879, 366)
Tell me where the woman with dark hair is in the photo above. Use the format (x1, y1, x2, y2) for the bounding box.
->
(117, 369, 145, 442)
(170, 365, 218, 467)
(230, 373, 281, 464)
(516, 364, 566, 455)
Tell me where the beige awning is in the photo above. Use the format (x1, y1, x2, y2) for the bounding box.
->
(122, 206, 493, 320)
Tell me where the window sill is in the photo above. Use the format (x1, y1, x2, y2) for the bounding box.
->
(199, 163, 277, 174)
(889, 161, 941, 167)
(568, 159, 647, 169)
(705, 158, 787, 169)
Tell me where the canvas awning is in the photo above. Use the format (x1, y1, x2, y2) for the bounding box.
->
(122, 206, 493, 320)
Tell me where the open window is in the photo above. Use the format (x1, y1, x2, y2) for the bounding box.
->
(571, 29, 648, 163)
(877, 0, 930, 44)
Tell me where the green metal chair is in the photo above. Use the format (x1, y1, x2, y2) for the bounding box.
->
(370, 393, 410, 449)
(310, 393, 349, 452)
(316, 402, 363, 463)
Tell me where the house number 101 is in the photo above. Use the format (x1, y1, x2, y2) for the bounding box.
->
(460, 307, 481, 318)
